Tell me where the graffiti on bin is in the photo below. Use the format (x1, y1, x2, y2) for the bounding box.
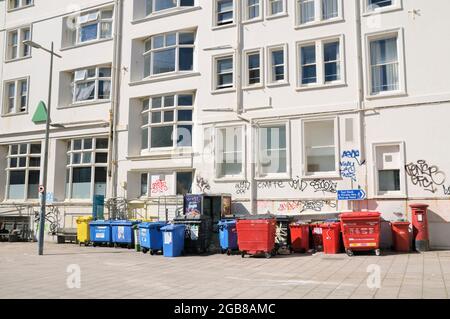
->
(405, 160, 446, 193)
(195, 176, 211, 193)
(235, 181, 251, 195)
(309, 179, 337, 194)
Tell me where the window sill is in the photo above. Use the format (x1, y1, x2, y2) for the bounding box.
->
(254, 174, 291, 181)
(132, 6, 202, 24)
(128, 149, 194, 160)
(372, 193, 407, 200)
(301, 173, 341, 180)
(266, 81, 290, 88)
(242, 18, 264, 25)
(266, 13, 288, 21)
(212, 23, 236, 31)
(243, 84, 264, 91)
(58, 100, 111, 109)
(2, 199, 39, 204)
(60, 38, 113, 52)
(1, 111, 28, 118)
(211, 88, 236, 95)
(7, 4, 34, 13)
(362, 6, 403, 17)
(295, 17, 344, 30)
(214, 177, 246, 183)
(365, 90, 407, 100)
(296, 82, 347, 91)
(4, 55, 32, 64)
(130, 72, 201, 86)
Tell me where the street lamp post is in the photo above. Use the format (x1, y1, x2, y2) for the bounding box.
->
(24, 40, 62, 256)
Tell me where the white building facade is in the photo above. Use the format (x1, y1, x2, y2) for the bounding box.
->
(1, 0, 450, 249)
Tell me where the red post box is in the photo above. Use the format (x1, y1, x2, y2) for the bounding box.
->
(391, 221, 411, 252)
(410, 203, 430, 252)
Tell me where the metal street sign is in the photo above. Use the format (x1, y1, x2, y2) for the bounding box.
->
(337, 189, 366, 201)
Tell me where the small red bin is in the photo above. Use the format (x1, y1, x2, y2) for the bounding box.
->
(320, 223, 341, 254)
(391, 221, 411, 252)
(289, 224, 310, 253)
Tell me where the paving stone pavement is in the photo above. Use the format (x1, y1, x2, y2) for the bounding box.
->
(1, 243, 449, 299)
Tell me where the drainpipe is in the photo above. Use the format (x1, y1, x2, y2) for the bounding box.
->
(108, 0, 123, 201)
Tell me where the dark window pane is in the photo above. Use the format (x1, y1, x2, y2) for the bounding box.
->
(19, 144, 27, 154)
(176, 171, 192, 195)
(96, 138, 108, 149)
(27, 171, 40, 199)
(153, 48, 176, 74)
(179, 48, 193, 71)
(11, 145, 18, 155)
(180, 0, 194, 6)
(30, 144, 41, 154)
(95, 152, 108, 163)
(84, 138, 93, 150)
(164, 95, 175, 107)
(95, 167, 107, 183)
(72, 167, 91, 183)
(10, 158, 17, 168)
(74, 139, 82, 150)
(19, 157, 26, 167)
(9, 171, 25, 185)
(178, 94, 193, 106)
(177, 125, 192, 147)
(178, 110, 192, 121)
(164, 111, 174, 122)
(141, 128, 148, 149)
(141, 173, 148, 196)
(152, 112, 162, 123)
(29, 157, 41, 167)
(179, 32, 195, 44)
(151, 126, 174, 148)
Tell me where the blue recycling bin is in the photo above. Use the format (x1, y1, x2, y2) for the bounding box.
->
(111, 220, 140, 248)
(139, 222, 166, 255)
(89, 220, 112, 246)
(160, 224, 186, 257)
(218, 220, 238, 255)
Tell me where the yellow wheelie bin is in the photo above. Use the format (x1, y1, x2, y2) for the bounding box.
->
(76, 216, 93, 246)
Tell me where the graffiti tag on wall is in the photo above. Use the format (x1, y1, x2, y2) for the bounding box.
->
(405, 160, 446, 193)
(340, 149, 365, 182)
(196, 176, 211, 193)
(151, 179, 169, 194)
(235, 181, 251, 195)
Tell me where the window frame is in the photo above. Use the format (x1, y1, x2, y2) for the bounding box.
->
(266, 43, 289, 86)
(140, 170, 193, 197)
(7, 0, 33, 12)
(372, 141, 406, 198)
(212, 53, 235, 92)
(363, 0, 402, 15)
(243, 48, 264, 89)
(65, 137, 109, 201)
(70, 65, 112, 105)
(296, 35, 345, 90)
(5, 25, 32, 61)
(5, 142, 41, 201)
(295, 0, 343, 28)
(266, 0, 287, 19)
(365, 28, 406, 99)
(2, 77, 29, 116)
(142, 29, 196, 79)
(301, 117, 340, 178)
(214, 124, 247, 181)
(256, 121, 291, 180)
(213, 0, 236, 28)
(145, 0, 196, 17)
(140, 91, 195, 152)
(242, 0, 263, 23)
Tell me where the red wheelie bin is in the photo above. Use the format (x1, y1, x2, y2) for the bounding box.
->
(237, 215, 277, 258)
(339, 212, 381, 256)
(320, 222, 341, 254)
(290, 223, 310, 253)
(391, 221, 411, 252)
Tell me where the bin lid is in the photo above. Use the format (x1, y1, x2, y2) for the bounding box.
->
(218, 219, 236, 226)
(319, 222, 341, 228)
(110, 220, 138, 226)
(391, 221, 410, 226)
(237, 214, 276, 220)
(161, 224, 186, 232)
(76, 216, 93, 222)
(89, 220, 111, 226)
(339, 212, 381, 219)
(139, 222, 167, 229)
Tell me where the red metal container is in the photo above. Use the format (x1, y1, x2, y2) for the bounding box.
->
(236, 218, 277, 258)
(320, 223, 341, 254)
(310, 223, 324, 252)
(410, 204, 430, 252)
(289, 224, 310, 253)
(391, 221, 411, 252)
(339, 212, 381, 256)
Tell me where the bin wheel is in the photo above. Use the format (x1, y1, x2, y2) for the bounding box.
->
(346, 249, 354, 257)
(227, 249, 231, 256)
(241, 252, 246, 258)
(221, 249, 225, 254)
(150, 250, 155, 255)
(142, 248, 148, 254)
(114, 243, 118, 248)
(375, 249, 381, 256)
(271, 249, 277, 257)
(93, 243, 97, 247)
(264, 252, 272, 259)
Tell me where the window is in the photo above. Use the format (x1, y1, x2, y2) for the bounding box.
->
(258, 125, 288, 176)
(143, 30, 195, 78)
(267, 0, 285, 17)
(8, 0, 33, 10)
(214, 55, 234, 90)
(215, 0, 234, 26)
(64, 8, 113, 47)
(141, 93, 194, 150)
(6, 143, 41, 200)
(6, 27, 31, 60)
(65, 138, 108, 199)
(216, 126, 244, 178)
(140, 171, 192, 196)
(176, 171, 193, 195)
(70, 66, 111, 104)
(303, 119, 337, 175)
(245, 50, 263, 87)
(297, 0, 341, 26)
(298, 36, 343, 88)
(244, 0, 261, 21)
(3, 78, 28, 115)
(267, 45, 288, 84)
(374, 143, 404, 195)
(145, 0, 195, 15)
(369, 36, 399, 95)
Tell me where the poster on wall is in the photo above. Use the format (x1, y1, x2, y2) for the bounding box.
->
(222, 195, 231, 217)
(184, 194, 202, 217)
(150, 174, 170, 196)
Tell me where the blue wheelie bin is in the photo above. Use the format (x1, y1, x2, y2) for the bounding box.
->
(89, 220, 112, 247)
(139, 222, 166, 255)
(218, 220, 238, 255)
(160, 224, 186, 257)
(111, 220, 140, 248)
